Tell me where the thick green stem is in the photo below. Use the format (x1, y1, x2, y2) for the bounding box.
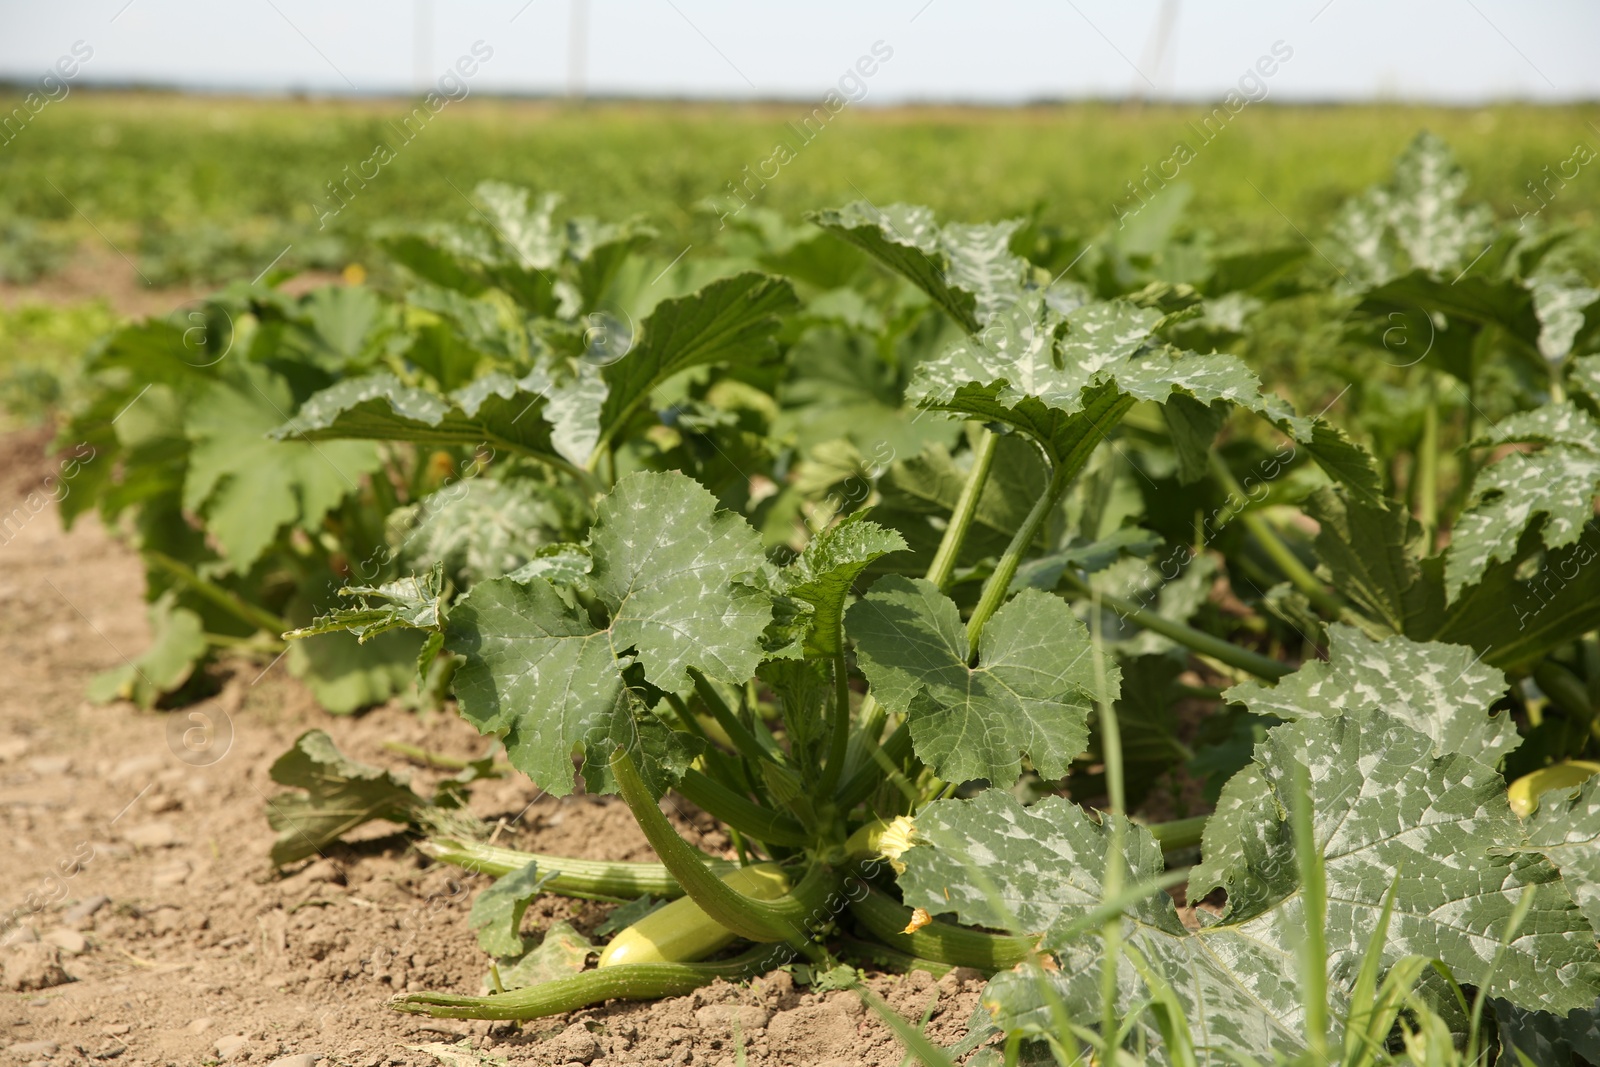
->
(391, 945, 784, 1020)
(837, 723, 915, 811)
(143, 549, 291, 635)
(849, 888, 1033, 971)
(690, 669, 784, 767)
(925, 428, 999, 592)
(818, 651, 852, 796)
(416, 837, 736, 898)
(1059, 571, 1290, 681)
(677, 769, 809, 848)
(966, 461, 1073, 649)
(611, 748, 831, 944)
(1417, 379, 1440, 553)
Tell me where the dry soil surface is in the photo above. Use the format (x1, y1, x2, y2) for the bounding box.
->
(0, 428, 991, 1067)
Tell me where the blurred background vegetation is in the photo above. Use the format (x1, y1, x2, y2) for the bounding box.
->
(2, 92, 1597, 426)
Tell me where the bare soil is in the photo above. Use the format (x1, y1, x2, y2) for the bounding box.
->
(0, 430, 990, 1067)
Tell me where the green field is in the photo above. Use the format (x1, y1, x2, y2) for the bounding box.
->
(2, 93, 1598, 277)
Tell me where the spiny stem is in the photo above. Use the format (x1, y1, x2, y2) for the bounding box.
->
(676, 768, 810, 848)
(1146, 814, 1208, 852)
(691, 669, 784, 767)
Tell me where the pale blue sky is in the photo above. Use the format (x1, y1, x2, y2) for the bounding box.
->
(0, 1, 1595, 104)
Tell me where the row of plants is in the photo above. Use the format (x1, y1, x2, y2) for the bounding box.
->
(61, 135, 1600, 1064)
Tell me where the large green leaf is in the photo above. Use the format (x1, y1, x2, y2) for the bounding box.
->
(901, 790, 1319, 1060)
(1224, 624, 1519, 765)
(266, 729, 425, 866)
(907, 296, 1306, 467)
(848, 577, 1114, 785)
(594, 272, 797, 452)
(271, 370, 566, 464)
(390, 478, 579, 587)
(1326, 131, 1494, 286)
(185, 366, 381, 571)
(1305, 486, 1441, 637)
(807, 202, 1026, 332)
(1505, 774, 1600, 934)
(1191, 708, 1600, 1013)
(782, 514, 906, 657)
(1446, 402, 1600, 599)
(1431, 524, 1600, 671)
(468, 860, 559, 957)
(443, 472, 766, 795)
(936, 712, 1600, 1062)
(86, 592, 208, 708)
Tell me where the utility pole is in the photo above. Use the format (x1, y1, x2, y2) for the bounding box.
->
(567, 0, 589, 100)
(1133, 0, 1180, 105)
(414, 0, 434, 91)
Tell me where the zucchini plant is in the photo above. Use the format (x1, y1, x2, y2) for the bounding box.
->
(263, 190, 1600, 1065)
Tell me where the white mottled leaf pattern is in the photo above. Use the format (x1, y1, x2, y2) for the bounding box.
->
(1224, 624, 1518, 764)
(1532, 271, 1600, 362)
(1505, 774, 1600, 934)
(444, 472, 769, 794)
(906, 296, 1305, 465)
(1327, 132, 1494, 286)
(1197, 709, 1600, 1013)
(954, 711, 1600, 1063)
(902, 790, 1319, 1061)
(1446, 401, 1600, 599)
(848, 577, 1113, 785)
(808, 202, 1026, 332)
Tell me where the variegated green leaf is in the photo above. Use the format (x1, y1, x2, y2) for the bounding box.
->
(848, 577, 1114, 785)
(1532, 271, 1600, 362)
(272, 370, 564, 462)
(901, 790, 1319, 1062)
(1327, 131, 1494, 286)
(595, 272, 797, 452)
(391, 478, 579, 587)
(1193, 709, 1600, 1013)
(906, 296, 1305, 466)
(1223, 624, 1518, 764)
(943, 711, 1600, 1063)
(1505, 774, 1600, 934)
(807, 202, 1026, 332)
(1446, 402, 1600, 599)
(444, 472, 766, 795)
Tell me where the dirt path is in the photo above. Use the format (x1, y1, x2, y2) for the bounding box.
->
(0, 430, 987, 1067)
